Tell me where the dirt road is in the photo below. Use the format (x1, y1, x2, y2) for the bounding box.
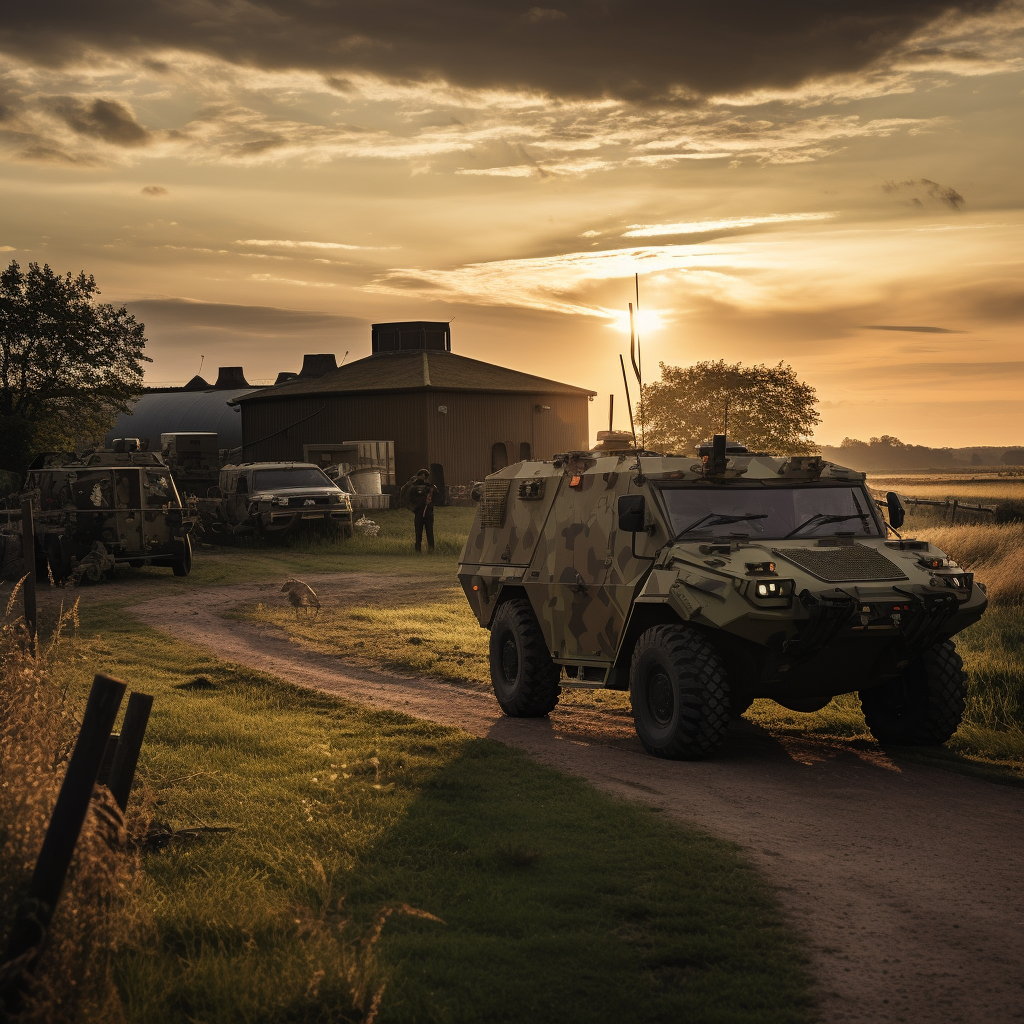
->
(131, 575, 1022, 1024)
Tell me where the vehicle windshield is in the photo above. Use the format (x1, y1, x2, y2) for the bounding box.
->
(660, 486, 881, 540)
(253, 468, 336, 490)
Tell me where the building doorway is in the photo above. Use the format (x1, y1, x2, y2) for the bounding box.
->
(491, 442, 508, 472)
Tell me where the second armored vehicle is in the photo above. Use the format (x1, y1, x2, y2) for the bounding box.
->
(7, 446, 197, 582)
(458, 434, 986, 759)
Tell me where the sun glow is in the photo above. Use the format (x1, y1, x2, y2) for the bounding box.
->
(605, 307, 666, 336)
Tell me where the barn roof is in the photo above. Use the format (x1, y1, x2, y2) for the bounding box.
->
(232, 350, 595, 402)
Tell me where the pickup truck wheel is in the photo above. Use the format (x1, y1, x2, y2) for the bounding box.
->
(859, 640, 965, 745)
(489, 599, 561, 717)
(630, 625, 730, 760)
(171, 536, 193, 577)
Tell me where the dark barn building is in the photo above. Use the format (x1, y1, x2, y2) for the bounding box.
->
(235, 322, 594, 491)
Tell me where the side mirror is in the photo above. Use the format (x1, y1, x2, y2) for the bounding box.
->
(618, 494, 646, 533)
(886, 491, 905, 529)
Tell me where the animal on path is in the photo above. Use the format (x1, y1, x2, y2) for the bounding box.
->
(281, 578, 320, 617)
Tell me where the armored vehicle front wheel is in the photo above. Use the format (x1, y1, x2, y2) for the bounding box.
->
(171, 537, 193, 577)
(859, 640, 966, 746)
(489, 599, 561, 717)
(629, 625, 730, 760)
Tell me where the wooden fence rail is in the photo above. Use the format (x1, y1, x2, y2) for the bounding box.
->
(0, 673, 153, 1015)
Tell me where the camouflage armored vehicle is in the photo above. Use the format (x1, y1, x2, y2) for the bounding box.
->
(197, 462, 354, 539)
(458, 433, 987, 760)
(7, 446, 197, 582)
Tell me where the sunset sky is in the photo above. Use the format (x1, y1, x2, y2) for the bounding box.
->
(1, 1, 1021, 447)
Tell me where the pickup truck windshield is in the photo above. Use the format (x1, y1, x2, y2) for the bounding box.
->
(253, 468, 336, 490)
(661, 486, 881, 540)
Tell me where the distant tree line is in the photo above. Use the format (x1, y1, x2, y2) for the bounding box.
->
(0, 260, 149, 477)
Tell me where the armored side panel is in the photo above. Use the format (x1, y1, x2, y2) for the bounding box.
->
(459, 461, 563, 626)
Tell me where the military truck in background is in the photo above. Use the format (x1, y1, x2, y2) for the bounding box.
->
(459, 432, 988, 760)
(197, 462, 355, 540)
(0, 444, 197, 583)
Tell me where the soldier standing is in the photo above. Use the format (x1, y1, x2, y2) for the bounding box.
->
(403, 468, 440, 552)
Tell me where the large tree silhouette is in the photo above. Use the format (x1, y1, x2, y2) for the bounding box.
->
(640, 359, 820, 456)
(0, 260, 149, 476)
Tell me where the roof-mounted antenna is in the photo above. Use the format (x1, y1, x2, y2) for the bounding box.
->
(198, 354, 205, 376)
(340, 350, 349, 366)
(619, 355, 637, 450)
(629, 273, 645, 449)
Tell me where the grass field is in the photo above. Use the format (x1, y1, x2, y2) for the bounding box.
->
(867, 473, 1024, 502)
(235, 508, 1024, 779)
(49, 602, 813, 1024)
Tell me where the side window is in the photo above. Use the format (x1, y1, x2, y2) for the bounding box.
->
(145, 471, 172, 507)
(235, 475, 249, 494)
(114, 469, 142, 509)
(519, 442, 531, 461)
(72, 471, 113, 510)
(491, 442, 508, 473)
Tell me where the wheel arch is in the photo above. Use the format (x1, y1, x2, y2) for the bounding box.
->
(608, 602, 687, 690)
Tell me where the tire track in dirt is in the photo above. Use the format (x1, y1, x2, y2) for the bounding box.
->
(132, 575, 1023, 1024)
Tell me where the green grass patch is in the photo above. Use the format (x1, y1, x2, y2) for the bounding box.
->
(66, 602, 814, 1024)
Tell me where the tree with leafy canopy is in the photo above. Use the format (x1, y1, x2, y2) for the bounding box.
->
(639, 359, 820, 456)
(0, 260, 149, 477)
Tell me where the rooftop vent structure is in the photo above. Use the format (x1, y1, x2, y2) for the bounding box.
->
(299, 353, 338, 378)
(214, 366, 250, 389)
(371, 321, 451, 354)
(183, 374, 211, 391)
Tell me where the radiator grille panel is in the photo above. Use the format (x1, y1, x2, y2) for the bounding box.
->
(479, 480, 511, 528)
(774, 544, 908, 583)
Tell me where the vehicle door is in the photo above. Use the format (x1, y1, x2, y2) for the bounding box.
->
(113, 469, 144, 554)
(70, 469, 115, 546)
(572, 469, 647, 659)
(143, 468, 176, 550)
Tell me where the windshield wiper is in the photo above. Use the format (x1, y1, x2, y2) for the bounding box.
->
(676, 512, 768, 537)
(785, 513, 866, 538)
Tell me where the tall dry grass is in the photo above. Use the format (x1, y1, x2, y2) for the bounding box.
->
(0, 585, 141, 1023)
(915, 523, 1024, 606)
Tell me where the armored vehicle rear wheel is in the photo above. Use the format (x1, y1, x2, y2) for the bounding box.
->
(171, 537, 193, 577)
(859, 640, 966, 745)
(489, 599, 561, 717)
(630, 625, 730, 760)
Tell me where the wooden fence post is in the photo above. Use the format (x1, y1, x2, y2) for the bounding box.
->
(107, 692, 154, 812)
(19, 497, 36, 651)
(0, 674, 127, 1013)
(950, 498, 959, 524)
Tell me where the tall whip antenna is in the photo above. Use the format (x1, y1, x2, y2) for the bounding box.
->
(629, 273, 645, 448)
(619, 355, 637, 450)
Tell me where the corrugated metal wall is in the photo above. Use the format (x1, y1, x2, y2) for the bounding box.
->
(241, 390, 589, 485)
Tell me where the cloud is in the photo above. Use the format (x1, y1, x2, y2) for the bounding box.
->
(237, 238, 375, 250)
(141, 184, 168, 196)
(883, 178, 965, 210)
(623, 212, 836, 239)
(859, 324, 966, 333)
(47, 96, 149, 146)
(125, 297, 364, 338)
(250, 273, 336, 288)
(0, 1, 1005, 103)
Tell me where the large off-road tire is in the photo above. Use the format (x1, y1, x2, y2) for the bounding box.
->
(630, 625, 730, 760)
(489, 599, 561, 717)
(859, 640, 966, 746)
(172, 536, 193, 577)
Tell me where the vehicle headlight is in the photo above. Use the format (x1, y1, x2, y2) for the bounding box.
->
(274, 496, 290, 506)
(251, 493, 274, 503)
(930, 571, 973, 596)
(753, 579, 793, 600)
(738, 577, 795, 606)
